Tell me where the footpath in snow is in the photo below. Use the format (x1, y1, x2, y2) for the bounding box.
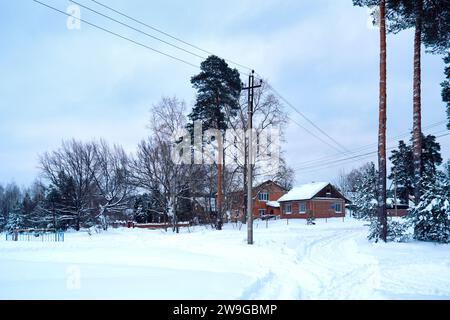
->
(0, 218, 449, 299)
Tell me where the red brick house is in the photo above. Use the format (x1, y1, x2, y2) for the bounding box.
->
(228, 180, 288, 221)
(278, 182, 349, 219)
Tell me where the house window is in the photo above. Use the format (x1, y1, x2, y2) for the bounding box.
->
(299, 202, 306, 214)
(334, 203, 342, 213)
(258, 192, 269, 202)
(259, 209, 266, 217)
(283, 204, 292, 215)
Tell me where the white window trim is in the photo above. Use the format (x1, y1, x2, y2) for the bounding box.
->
(258, 192, 269, 202)
(335, 203, 342, 213)
(299, 202, 306, 214)
(284, 204, 292, 215)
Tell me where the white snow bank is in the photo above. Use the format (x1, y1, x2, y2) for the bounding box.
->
(1, 218, 450, 300)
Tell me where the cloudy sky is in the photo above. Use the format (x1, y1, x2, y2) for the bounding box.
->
(0, 0, 448, 187)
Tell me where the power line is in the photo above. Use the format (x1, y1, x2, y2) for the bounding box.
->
(286, 116, 348, 154)
(89, 0, 253, 73)
(291, 121, 447, 169)
(32, 0, 200, 69)
(298, 130, 450, 175)
(293, 148, 391, 172)
(69, 0, 208, 61)
(36, 0, 435, 161)
(291, 152, 380, 176)
(69, 0, 251, 78)
(290, 128, 449, 173)
(292, 128, 448, 172)
(435, 132, 450, 139)
(265, 82, 352, 154)
(79, 0, 349, 153)
(34, 0, 351, 154)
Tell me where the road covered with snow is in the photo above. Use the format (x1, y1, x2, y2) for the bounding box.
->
(1, 218, 449, 299)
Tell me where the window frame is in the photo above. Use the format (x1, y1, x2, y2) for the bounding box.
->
(299, 202, 306, 214)
(334, 202, 342, 213)
(258, 191, 269, 202)
(284, 203, 292, 215)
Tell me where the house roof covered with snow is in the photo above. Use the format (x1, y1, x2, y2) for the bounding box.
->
(277, 182, 330, 202)
(266, 201, 280, 208)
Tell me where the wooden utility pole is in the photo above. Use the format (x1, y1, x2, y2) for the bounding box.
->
(217, 139, 223, 230)
(216, 98, 224, 230)
(242, 70, 262, 245)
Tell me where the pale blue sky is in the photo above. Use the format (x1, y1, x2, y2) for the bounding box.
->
(0, 0, 448, 187)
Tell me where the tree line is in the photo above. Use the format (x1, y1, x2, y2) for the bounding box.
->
(338, 134, 450, 243)
(0, 56, 293, 233)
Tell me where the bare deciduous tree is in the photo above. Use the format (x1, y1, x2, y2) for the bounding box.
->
(39, 139, 97, 230)
(90, 140, 133, 230)
(224, 82, 292, 221)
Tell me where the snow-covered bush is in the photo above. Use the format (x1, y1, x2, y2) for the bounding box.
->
(386, 219, 412, 242)
(5, 204, 24, 232)
(368, 217, 412, 243)
(408, 176, 450, 243)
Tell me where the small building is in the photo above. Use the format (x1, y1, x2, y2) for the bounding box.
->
(228, 180, 288, 221)
(277, 182, 349, 219)
(386, 198, 409, 217)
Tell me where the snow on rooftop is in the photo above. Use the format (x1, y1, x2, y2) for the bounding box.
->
(266, 201, 280, 208)
(386, 198, 408, 206)
(277, 182, 330, 202)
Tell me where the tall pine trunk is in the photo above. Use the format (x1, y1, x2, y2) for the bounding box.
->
(413, 0, 423, 205)
(378, 0, 388, 242)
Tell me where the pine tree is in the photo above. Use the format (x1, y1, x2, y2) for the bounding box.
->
(386, 0, 450, 203)
(133, 194, 151, 223)
(188, 56, 242, 132)
(445, 159, 450, 182)
(21, 192, 36, 228)
(5, 202, 24, 232)
(389, 134, 443, 201)
(408, 173, 450, 243)
(421, 134, 443, 186)
(442, 53, 450, 130)
(353, 162, 378, 220)
(188, 55, 242, 230)
(388, 140, 414, 202)
(353, 0, 391, 241)
(0, 184, 5, 231)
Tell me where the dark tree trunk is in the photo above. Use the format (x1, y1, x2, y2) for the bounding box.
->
(413, 0, 423, 205)
(76, 215, 81, 231)
(216, 139, 223, 230)
(378, 0, 388, 242)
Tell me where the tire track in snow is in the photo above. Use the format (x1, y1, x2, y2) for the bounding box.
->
(292, 227, 384, 299)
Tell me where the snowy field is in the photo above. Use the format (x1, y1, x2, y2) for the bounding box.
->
(1, 218, 450, 300)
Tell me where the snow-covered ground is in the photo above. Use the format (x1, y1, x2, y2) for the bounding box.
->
(1, 218, 449, 300)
